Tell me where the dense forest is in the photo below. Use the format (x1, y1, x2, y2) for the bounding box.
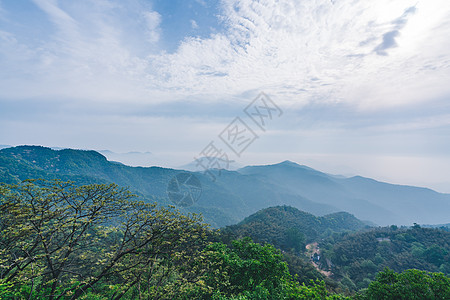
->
(319, 225, 450, 291)
(222, 206, 369, 251)
(1, 180, 449, 299)
(221, 206, 450, 294)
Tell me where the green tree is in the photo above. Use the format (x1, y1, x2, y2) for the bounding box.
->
(0, 180, 206, 300)
(178, 238, 349, 299)
(359, 268, 450, 299)
(195, 237, 291, 298)
(284, 228, 306, 253)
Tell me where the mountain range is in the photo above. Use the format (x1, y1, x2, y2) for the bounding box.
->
(0, 145, 449, 227)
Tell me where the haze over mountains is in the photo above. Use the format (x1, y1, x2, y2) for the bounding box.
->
(97, 150, 154, 167)
(179, 156, 243, 172)
(0, 145, 449, 228)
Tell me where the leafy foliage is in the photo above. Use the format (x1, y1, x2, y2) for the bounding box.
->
(173, 238, 350, 299)
(0, 180, 207, 299)
(320, 226, 450, 291)
(356, 268, 450, 299)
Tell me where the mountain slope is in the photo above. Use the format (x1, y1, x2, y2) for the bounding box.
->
(340, 175, 450, 226)
(319, 226, 450, 290)
(0, 146, 335, 227)
(222, 205, 369, 252)
(239, 161, 450, 225)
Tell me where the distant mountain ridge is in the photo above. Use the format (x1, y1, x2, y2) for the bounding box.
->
(239, 161, 450, 226)
(0, 146, 338, 227)
(422, 223, 450, 230)
(0, 146, 449, 227)
(97, 150, 154, 167)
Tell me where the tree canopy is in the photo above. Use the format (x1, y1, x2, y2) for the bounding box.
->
(357, 268, 450, 299)
(0, 180, 206, 299)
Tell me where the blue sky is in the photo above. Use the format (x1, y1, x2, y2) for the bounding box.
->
(1, 0, 450, 192)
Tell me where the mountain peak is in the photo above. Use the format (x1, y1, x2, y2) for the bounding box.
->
(269, 160, 317, 172)
(0, 145, 108, 164)
(278, 160, 301, 167)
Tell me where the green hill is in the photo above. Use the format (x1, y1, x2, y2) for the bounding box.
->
(222, 205, 369, 253)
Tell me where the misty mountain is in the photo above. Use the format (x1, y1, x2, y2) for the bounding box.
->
(239, 161, 450, 226)
(97, 150, 154, 167)
(422, 223, 450, 231)
(0, 146, 338, 227)
(0, 146, 449, 227)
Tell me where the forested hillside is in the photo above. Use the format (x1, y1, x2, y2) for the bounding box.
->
(1, 180, 449, 299)
(1, 146, 449, 297)
(319, 225, 450, 291)
(221, 206, 450, 293)
(222, 206, 369, 252)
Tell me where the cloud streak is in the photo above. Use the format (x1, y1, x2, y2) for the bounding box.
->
(374, 6, 416, 56)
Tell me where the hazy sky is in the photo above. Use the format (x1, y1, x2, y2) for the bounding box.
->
(1, 0, 450, 192)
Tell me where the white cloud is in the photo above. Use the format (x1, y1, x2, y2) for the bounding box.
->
(190, 19, 199, 29)
(143, 10, 161, 43)
(134, 0, 450, 112)
(1, 0, 449, 109)
(0, 0, 165, 102)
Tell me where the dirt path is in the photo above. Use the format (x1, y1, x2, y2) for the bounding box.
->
(306, 242, 332, 277)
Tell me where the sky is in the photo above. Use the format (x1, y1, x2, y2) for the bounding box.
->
(1, 0, 450, 192)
